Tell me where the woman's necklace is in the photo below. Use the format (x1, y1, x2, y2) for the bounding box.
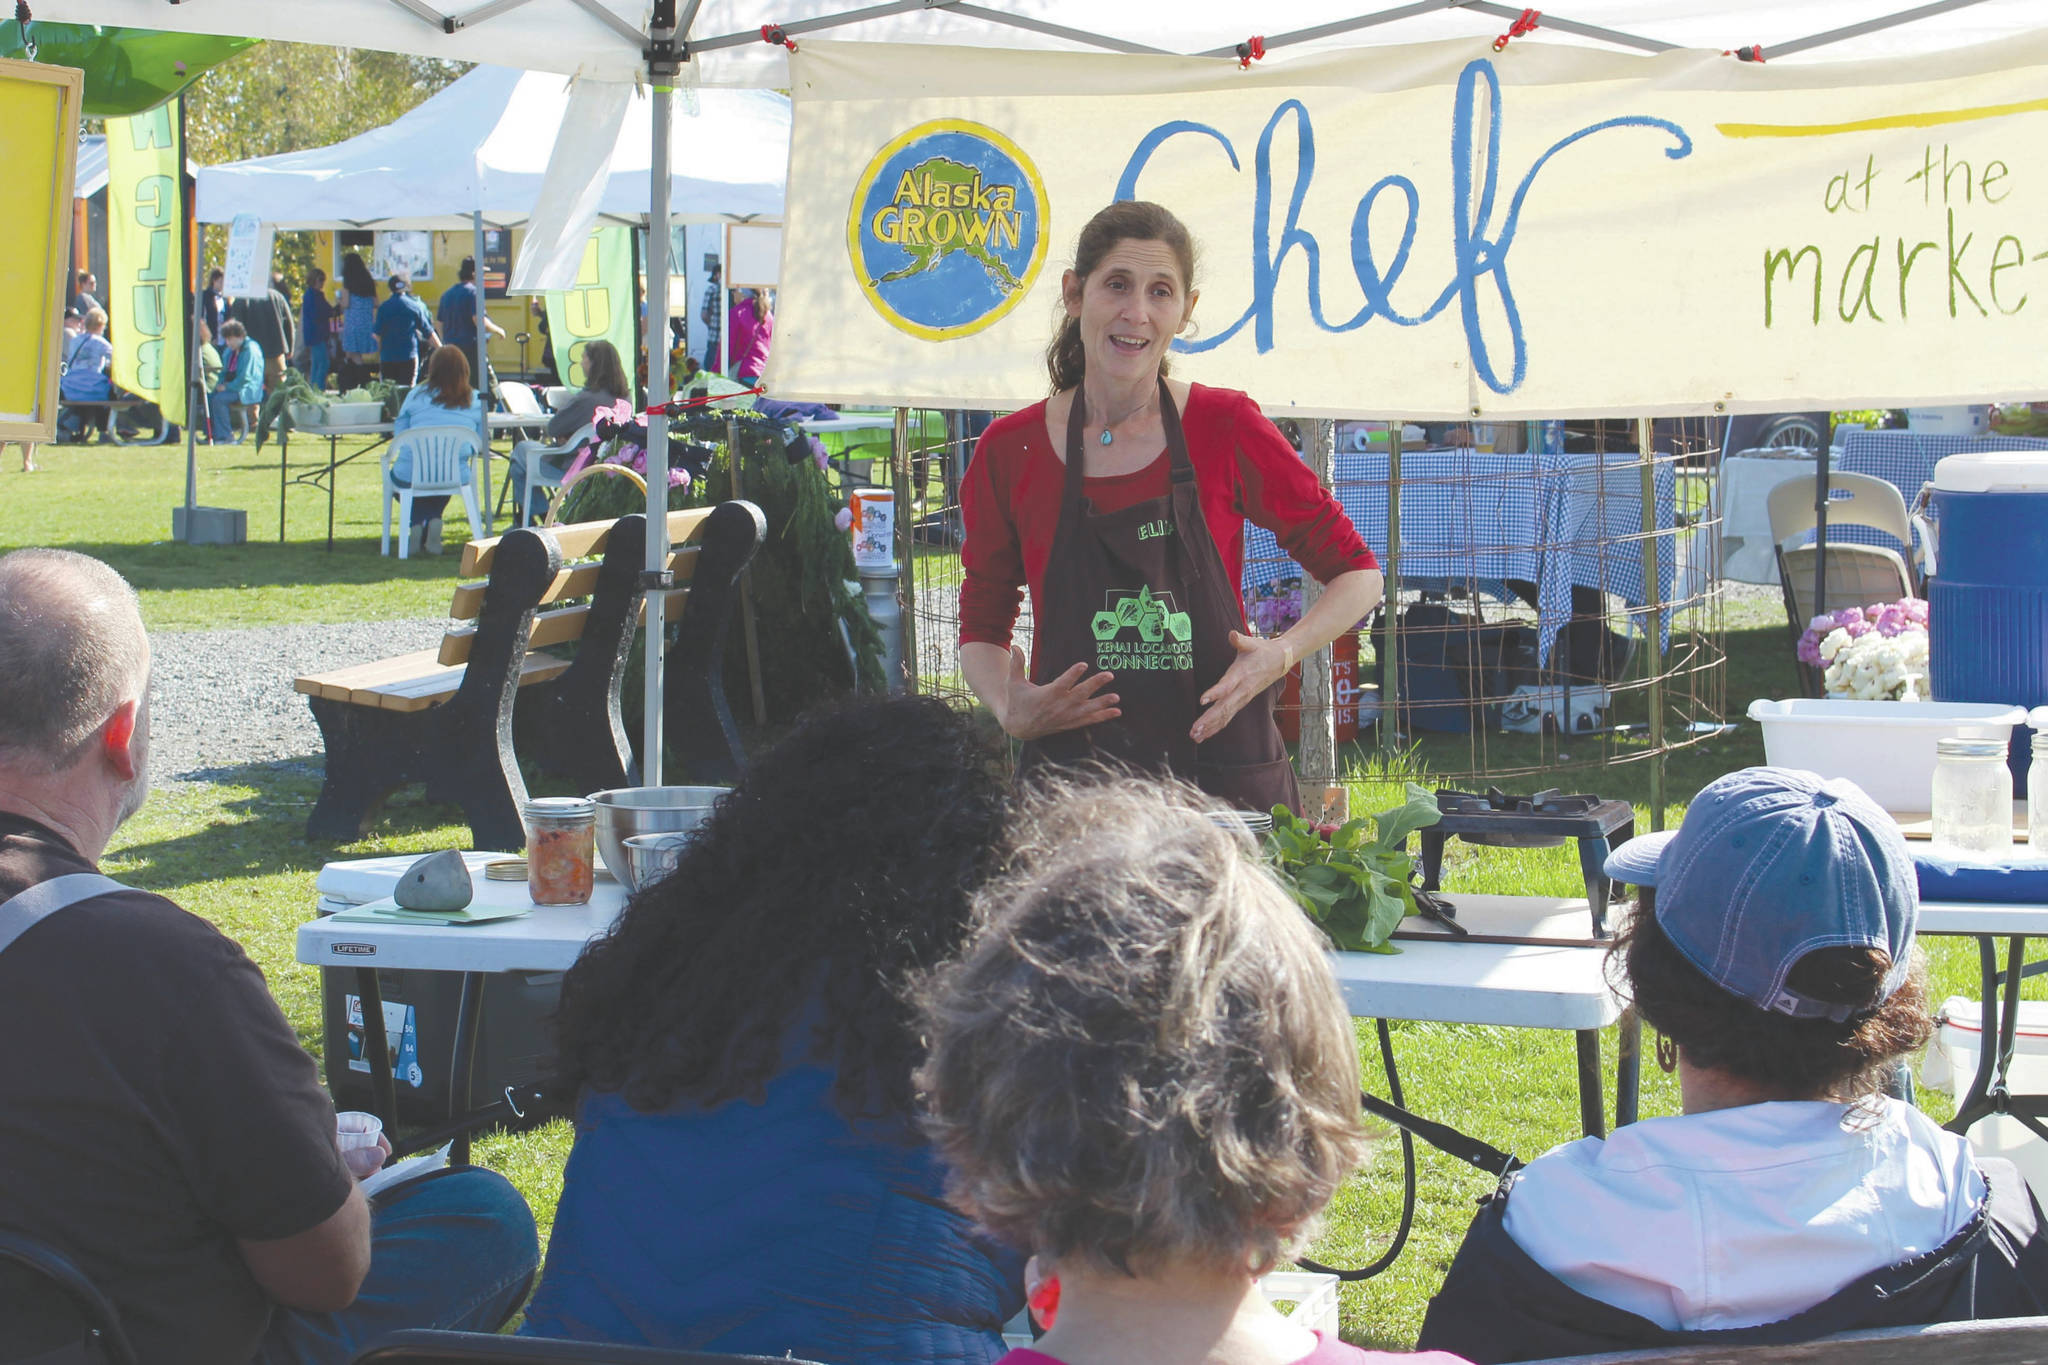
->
(1090, 391, 1156, 446)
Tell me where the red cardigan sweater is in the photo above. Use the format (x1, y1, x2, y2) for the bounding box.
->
(958, 384, 1375, 668)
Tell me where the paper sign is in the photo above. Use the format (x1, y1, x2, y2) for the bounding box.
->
(372, 230, 433, 283)
(220, 214, 274, 299)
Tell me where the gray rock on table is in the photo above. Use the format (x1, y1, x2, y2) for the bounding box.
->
(393, 849, 474, 911)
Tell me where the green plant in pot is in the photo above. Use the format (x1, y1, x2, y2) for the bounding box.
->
(254, 370, 330, 450)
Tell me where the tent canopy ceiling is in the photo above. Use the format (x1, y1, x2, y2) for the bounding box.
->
(30, 0, 2048, 84)
(194, 65, 787, 229)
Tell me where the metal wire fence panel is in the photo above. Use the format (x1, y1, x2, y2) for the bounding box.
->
(876, 410, 1725, 789)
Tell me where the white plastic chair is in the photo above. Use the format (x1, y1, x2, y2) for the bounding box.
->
(381, 425, 485, 559)
(497, 381, 546, 423)
(1767, 471, 1918, 625)
(541, 385, 575, 412)
(508, 423, 595, 528)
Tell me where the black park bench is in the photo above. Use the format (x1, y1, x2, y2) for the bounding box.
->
(294, 502, 767, 851)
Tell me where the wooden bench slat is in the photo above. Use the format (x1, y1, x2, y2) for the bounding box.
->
(459, 505, 716, 577)
(448, 543, 703, 619)
(297, 649, 448, 696)
(439, 603, 590, 666)
(300, 652, 571, 714)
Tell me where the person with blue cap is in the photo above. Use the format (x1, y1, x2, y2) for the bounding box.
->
(1418, 766, 2048, 1362)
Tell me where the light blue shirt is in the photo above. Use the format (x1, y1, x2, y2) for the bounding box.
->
(390, 385, 486, 487)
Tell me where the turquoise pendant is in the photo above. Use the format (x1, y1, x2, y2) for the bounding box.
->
(1099, 428, 1115, 446)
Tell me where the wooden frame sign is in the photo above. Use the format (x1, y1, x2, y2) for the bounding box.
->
(0, 57, 82, 443)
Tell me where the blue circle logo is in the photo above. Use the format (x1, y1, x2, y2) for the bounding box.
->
(846, 119, 1049, 341)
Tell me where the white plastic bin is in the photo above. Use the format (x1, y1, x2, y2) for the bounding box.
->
(1746, 699, 2028, 813)
(1923, 994, 2048, 1204)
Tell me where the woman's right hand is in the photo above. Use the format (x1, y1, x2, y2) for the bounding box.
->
(997, 644, 1119, 741)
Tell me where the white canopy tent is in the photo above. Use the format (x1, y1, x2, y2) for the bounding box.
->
(32, 0, 2048, 782)
(194, 64, 788, 230)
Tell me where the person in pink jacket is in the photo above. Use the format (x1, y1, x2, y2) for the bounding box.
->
(725, 288, 773, 385)
(916, 777, 1471, 1365)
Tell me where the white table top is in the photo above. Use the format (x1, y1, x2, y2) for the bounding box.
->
(801, 415, 898, 436)
(300, 857, 1624, 1029)
(1919, 900, 2048, 937)
(303, 413, 541, 438)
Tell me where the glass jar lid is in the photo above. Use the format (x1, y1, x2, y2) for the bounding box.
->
(1936, 737, 2009, 758)
(524, 796, 595, 823)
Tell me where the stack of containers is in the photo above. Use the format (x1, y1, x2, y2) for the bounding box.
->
(1927, 452, 2048, 786)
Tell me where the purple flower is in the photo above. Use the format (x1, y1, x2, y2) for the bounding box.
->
(669, 467, 691, 490)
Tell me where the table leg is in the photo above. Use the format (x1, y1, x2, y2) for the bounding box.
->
(1615, 1014, 1641, 1127)
(1949, 935, 2025, 1134)
(327, 435, 339, 553)
(448, 971, 486, 1166)
(354, 966, 399, 1126)
(480, 451, 494, 536)
(1575, 1029, 1605, 1137)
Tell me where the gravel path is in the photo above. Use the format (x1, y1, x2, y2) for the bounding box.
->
(147, 619, 447, 782)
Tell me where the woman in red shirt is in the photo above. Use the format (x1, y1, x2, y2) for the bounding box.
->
(958, 201, 1381, 812)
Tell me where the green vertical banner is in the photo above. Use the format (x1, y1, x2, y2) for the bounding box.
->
(545, 226, 634, 392)
(105, 103, 186, 419)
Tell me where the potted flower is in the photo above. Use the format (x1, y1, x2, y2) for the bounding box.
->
(1794, 598, 1930, 701)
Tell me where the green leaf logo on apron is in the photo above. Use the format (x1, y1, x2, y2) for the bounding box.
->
(1090, 584, 1195, 672)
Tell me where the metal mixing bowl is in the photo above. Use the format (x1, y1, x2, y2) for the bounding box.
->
(622, 833, 692, 893)
(588, 786, 730, 886)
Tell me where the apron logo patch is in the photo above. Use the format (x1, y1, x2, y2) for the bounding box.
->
(1137, 518, 1173, 541)
(1091, 585, 1195, 672)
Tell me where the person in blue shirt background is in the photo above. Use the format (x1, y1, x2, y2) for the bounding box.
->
(374, 272, 440, 387)
(207, 320, 265, 446)
(436, 256, 506, 399)
(57, 307, 115, 442)
(301, 267, 335, 393)
(388, 345, 486, 557)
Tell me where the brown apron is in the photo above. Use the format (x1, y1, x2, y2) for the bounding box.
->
(1017, 378, 1302, 815)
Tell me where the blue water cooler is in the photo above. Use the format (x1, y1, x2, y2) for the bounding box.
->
(1928, 452, 2048, 781)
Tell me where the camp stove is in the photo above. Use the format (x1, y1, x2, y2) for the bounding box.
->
(1419, 788, 1636, 938)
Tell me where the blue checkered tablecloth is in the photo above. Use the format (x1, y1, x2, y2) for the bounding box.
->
(1242, 447, 1676, 664)
(1788, 432, 2048, 563)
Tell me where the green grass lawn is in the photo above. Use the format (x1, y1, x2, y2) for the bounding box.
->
(0, 447, 2008, 1348)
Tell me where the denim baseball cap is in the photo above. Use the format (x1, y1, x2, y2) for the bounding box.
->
(1604, 767, 1917, 1022)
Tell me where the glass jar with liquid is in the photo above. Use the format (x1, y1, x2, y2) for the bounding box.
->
(2031, 730, 2048, 854)
(525, 797, 596, 905)
(1931, 737, 2013, 857)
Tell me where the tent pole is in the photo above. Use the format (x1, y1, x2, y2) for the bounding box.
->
(473, 208, 490, 526)
(643, 11, 679, 785)
(1813, 445, 1831, 623)
(179, 94, 200, 538)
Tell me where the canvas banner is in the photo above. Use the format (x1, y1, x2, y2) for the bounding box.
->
(546, 225, 635, 390)
(776, 35, 2048, 417)
(105, 104, 187, 418)
(0, 58, 78, 441)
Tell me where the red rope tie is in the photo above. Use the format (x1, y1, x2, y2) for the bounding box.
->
(1236, 35, 1266, 70)
(1492, 8, 1540, 52)
(1726, 43, 1766, 62)
(761, 24, 796, 52)
(644, 384, 766, 417)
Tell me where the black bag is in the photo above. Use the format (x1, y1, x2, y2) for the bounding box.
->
(1373, 603, 1539, 733)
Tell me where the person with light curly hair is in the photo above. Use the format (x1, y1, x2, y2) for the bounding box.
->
(916, 777, 1469, 1365)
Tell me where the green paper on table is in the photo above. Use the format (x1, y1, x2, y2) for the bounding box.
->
(328, 897, 532, 927)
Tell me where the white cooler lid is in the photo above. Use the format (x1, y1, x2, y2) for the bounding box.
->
(1933, 450, 2048, 493)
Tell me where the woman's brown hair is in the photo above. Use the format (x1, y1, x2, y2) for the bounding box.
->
(579, 339, 631, 400)
(424, 344, 473, 411)
(1045, 201, 1197, 394)
(1614, 911, 1933, 1101)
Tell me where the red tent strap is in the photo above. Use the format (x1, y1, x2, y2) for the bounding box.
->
(644, 385, 766, 417)
(761, 24, 797, 52)
(1726, 43, 1766, 62)
(1492, 9, 1540, 52)
(1236, 35, 1266, 69)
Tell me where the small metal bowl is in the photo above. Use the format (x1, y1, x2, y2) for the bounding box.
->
(587, 786, 730, 886)
(622, 832, 692, 893)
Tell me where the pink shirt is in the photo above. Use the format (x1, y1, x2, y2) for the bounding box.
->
(727, 299, 773, 380)
(999, 1333, 1468, 1364)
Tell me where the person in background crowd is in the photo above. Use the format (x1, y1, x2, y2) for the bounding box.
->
(57, 307, 115, 443)
(196, 320, 223, 441)
(301, 268, 335, 394)
(436, 257, 505, 360)
(336, 253, 380, 393)
(1418, 767, 2048, 1362)
(725, 286, 772, 386)
(208, 319, 264, 446)
(918, 777, 1465, 1365)
(374, 272, 439, 388)
(522, 695, 1026, 1361)
(507, 338, 629, 525)
(0, 549, 539, 1365)
(388, 344, 487, 557)
(69, 270, 101, 320)
(698, 257, 722, 373)
(201, 267, 226, 343)
(231, 272, 295, 394)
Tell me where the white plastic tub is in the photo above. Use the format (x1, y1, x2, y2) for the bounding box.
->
(1924, 994, 2048, 1204)
(320, 401, 385, 427)
(1746, 699, 2027, 813)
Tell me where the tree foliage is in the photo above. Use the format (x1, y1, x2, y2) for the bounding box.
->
(183, 43, 469, 275)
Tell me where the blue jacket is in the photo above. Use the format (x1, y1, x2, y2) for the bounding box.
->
(521, 1055, 1024, 1364)
(374, 293, 436, 362)
(216, 340, 264, 404)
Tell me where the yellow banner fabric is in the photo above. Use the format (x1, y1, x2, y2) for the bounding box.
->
(105, 104, 188, 418)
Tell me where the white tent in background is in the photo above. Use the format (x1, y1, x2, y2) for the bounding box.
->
(195, 65, 787, 229)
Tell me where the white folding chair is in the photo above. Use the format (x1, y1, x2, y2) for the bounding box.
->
(508, 423, 595, 528)
(1767, 471, 1917, 630)
(382, 425, 486, 559)
(541, 385, 574, 413)
(497, 381, 546, 424)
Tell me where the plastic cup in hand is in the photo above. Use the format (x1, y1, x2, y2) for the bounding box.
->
(335, 1110, 384, 1153)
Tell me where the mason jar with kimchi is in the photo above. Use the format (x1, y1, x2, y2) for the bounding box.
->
(524, 797, 596, 905)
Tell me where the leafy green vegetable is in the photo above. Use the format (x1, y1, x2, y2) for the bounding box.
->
(1260, 783, 1441, 954)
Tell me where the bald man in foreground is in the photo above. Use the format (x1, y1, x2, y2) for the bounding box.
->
(0, 549, 538, 1364)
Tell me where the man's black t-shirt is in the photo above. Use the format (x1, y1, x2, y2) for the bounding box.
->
(0, 814, 354, 1365)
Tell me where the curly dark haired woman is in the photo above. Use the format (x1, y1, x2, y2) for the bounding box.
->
(520, 695, 1025, 1362)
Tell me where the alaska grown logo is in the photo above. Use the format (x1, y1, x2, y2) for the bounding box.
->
(846, 119, 1049, 341)
(1092, 585, 1194, 673)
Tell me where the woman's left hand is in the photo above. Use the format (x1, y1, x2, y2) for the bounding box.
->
(1192, 631, 1292, 744)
